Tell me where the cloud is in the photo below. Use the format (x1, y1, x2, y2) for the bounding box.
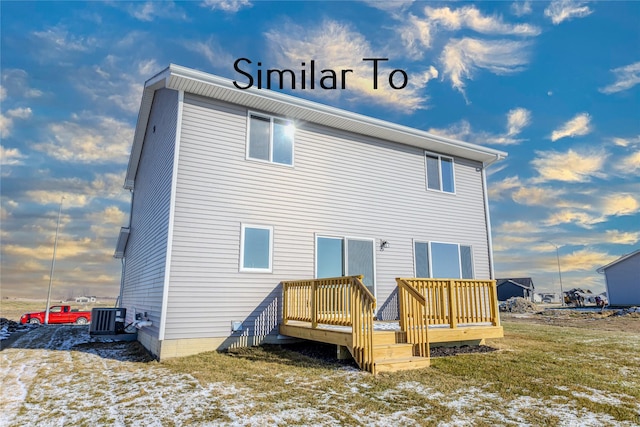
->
(425, 5, 540, 36)
(544, 0, 592, 25)
(427, 120, 472, 141)
(488, 175, 522, 200)
(184, 37, 234, 71)
(542, 192, 639, 228)
(0, 107, 33, 138)
(611, 135, 640, 147)
(616, 150, 640, 175)
(201, 0, 251, 12)
(511, 185, 564, 206)
(24, 173, 128, 209)
(599, 61, 640, 94)
(32, 25, 97, 54)
(511, 1, 533, 17)
(2, 69, 44, 99)
(1, 145, 27, 166)
(429, 108, 531, 146)
(32, 115, 133, 164)
(7, 107, 33, 119)
(440, 38, 531, 97)
(494, 220, 540, 235)
(550, 113, 591, 141)
(506, 108, 531, 136)
(87, 206, 128, 238)
(265, 19, 433, 111)
(531, 148, 606, 183)
(561, 249, 614, 272)
(603, 230, 640, 245)
(544, 209, 602, 228)
(127, 1, 187, 21)
(74, 57, 158, 114)
(0, 86, 6, 101)
(600, 193, 640, 217)
(397, 13, 434, 59)
(362, 0, 413, 12)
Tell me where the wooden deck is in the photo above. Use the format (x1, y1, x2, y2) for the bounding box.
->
(279, 276, 503, 374)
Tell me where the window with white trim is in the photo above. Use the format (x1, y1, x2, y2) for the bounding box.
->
(316, 236, 376, 296)
(414, 241, 474, 279)
(247, 112, 294, 166)
(425, 152, 455, 193)
(240, 224, 273, 272)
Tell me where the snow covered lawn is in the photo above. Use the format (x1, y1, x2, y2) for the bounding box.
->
(1, 323, 639, 426)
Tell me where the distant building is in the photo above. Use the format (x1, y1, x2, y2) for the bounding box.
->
(533, 292, 559, 304)
(75, 296, 97, 303)
(496, 278, 535, 301)
(597, 249, 640, 307)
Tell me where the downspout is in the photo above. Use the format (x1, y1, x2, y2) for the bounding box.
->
(118, 189, 135, 308)
(481, 154, 502, 280)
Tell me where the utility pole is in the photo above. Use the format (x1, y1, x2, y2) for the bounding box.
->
(545, 241, 564, 306)
(45, 196, 64, 324)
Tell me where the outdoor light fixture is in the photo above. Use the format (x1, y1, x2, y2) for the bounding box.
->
(380, 240, 390, 251)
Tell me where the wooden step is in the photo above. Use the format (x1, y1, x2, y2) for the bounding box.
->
(374, 356, 431, 374)
(372, 331, 406, 345)
(373, 343, 414, 360)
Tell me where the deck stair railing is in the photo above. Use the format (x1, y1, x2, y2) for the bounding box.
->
(282, 275, 376, 373)
(395, 278, 500, 329)
(396, 278, 429, 358)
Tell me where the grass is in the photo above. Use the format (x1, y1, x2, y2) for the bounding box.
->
(163, 321, 640, 425)
(3, 315, 639, 425)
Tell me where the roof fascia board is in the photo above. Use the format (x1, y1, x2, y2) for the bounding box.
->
(124, 68, 171, 189)
(596, 249, 640, 273)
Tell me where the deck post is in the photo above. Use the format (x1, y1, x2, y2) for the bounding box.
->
(448, 280, 458, 329)
(489, 280, 500, 327)
(282, 282, 289, 325)
(311, 281, 318, 329)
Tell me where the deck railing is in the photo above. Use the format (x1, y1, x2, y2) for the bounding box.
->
(282, 275, 377, 373)
(396, 278, 430, 358)
(395, 278, 500, 328)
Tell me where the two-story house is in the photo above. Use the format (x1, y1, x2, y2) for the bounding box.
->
(115, 64, 506, 360)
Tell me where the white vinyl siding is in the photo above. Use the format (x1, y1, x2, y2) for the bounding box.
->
(121, 88, 178, 339)
(240, 224, 273, 272)
(414, 240, 474, 279)
(161, 93, 490, 340)
(425, 152, 455, 193)
(247, 112, 294, 166)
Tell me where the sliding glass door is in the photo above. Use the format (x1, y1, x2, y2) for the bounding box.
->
(316, 236, 375, 296)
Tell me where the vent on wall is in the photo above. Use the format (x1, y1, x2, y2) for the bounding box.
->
(90, 308, 126, 335)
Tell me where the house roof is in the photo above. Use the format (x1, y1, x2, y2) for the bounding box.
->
(124, 64, 507, 189)
(497, 278, 534, 290)
(596, 249, 640, 273)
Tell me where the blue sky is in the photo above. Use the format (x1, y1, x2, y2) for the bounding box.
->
(1, 1, 638, 299)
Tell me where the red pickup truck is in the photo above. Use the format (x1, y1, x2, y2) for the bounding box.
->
(20, 305, 91, 325)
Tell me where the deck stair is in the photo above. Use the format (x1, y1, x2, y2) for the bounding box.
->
(370, 331, 430, 373)
(280, 276, 502, 374)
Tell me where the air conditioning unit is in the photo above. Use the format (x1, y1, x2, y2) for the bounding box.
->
(90, 308, 126, 335)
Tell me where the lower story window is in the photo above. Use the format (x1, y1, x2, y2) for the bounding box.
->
(240, 224, 273, 272)
(414, 241, 474, 279)
(316, 236, 375, 296)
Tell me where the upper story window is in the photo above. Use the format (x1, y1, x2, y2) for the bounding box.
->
(247, 112, 294, 166)
(425, 152, 455, 193)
